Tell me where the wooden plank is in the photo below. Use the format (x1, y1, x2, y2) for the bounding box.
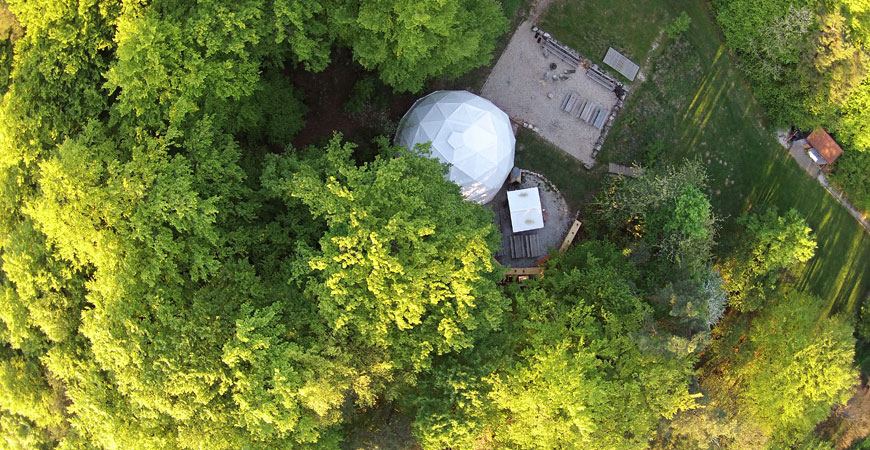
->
(565, 93, 578, 113)
(588, 107, 601, 126)
(559, 94, 571, 111)
(504, 267, 544, 276)
(607, 163, 640, 177)
(579, 102, 595, 122)
(559, 220, 582, 252)
(542, 40, 580, 67)
(586, 69, 615, 90)
(575, 99, 588, 118)
(592, 107, 608, 130)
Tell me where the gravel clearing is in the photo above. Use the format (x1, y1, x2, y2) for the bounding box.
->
(481, 20, 618, 167)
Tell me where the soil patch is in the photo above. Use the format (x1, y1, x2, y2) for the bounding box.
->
(288, 50, 416, 158)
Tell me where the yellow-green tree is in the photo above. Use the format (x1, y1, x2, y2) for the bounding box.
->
(701, 292, 857, 447)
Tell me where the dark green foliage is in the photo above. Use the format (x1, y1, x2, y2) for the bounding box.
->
(406, 242, 701, 449)
(0, 0, 21, 95)
(343, 77, 377, 116)
(0, 38, 11, 96)
(594, 161, 716, 281)
(830, 149, 870, 213)
(712, 0, 843, 128)
(484, 243, 699, 449)
(330, 0, 509, 92)
(231, 71, 308, 148)
(852, 436, 870, 450)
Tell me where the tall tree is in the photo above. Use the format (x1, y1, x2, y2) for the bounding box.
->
(719, 208, 816, 312)
(595, 161, 717, 280)
(701, 292, 857, 447)
(329, 0, 508, 92)
(407, 242, 701, 449)
(263, 136, 508, 381)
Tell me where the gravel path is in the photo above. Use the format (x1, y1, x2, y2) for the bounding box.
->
(482, 19, 618, 167)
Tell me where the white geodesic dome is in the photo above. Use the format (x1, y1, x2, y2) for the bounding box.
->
(396, 90, 515, 204)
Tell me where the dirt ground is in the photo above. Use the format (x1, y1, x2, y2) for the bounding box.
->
(481, 19, 618, 167)
(491, 171, 573, 267)
(288, 50, 416, 157)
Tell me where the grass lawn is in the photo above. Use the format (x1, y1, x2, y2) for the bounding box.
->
(515, 129, 607, 213)
(535, 0, 870, 314)
(540, 0, 670, 77)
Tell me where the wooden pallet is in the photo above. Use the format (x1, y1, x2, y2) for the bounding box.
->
(511, 234, 546, 259)
(578, 101, 596, 122)
(574, 98, 588, 118)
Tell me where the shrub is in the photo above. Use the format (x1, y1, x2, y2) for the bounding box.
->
(666, 11, 692, 39)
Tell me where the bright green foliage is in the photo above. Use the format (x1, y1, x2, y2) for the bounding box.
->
(264, 136, 507, 378)
(701, 293, 857, 446)
(330, 0, 509, 92)
(712, 0, 868, 127)
(596, 161, 716, 279)
(0, 351, 64, 430)
(666, 11, 691, 38)
(1, 0, 335, 447)
(405, 242, 701, 449)
(720, 208, 816, 312)
(484, 242, 699, 449)
(0, 0, 515, 446)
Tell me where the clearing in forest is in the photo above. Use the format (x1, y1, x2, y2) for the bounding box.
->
(528, 0, 870, 312)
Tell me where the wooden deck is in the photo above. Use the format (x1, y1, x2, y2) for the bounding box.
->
(511, 234, 546, 259)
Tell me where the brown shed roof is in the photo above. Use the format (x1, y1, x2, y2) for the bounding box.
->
(806, 127, 844, 164)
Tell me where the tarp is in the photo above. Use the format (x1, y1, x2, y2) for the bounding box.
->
(507, 187, 544, 233)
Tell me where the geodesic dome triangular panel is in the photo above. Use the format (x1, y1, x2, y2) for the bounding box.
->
(395, 90, 516, 204)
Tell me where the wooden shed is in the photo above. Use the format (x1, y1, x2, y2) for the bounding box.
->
(806, 127, 844, 165)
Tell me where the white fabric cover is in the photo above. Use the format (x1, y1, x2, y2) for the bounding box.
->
(396, 90, 516, 204)
(507, 187, 544, 232)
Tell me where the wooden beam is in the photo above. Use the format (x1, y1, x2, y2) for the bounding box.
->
(559, 220, 582, 252)
(504, 267, 544, 276)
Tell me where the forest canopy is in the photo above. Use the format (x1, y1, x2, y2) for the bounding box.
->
(0, 0, 864, 449)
